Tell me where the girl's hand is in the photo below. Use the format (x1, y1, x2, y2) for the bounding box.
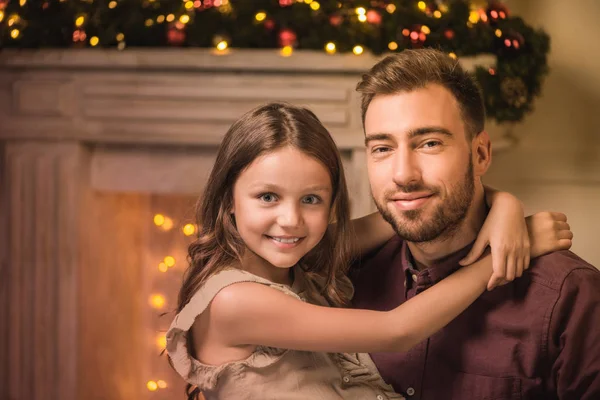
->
(527, 211, 573, 258)
(459, 191, 529, 291)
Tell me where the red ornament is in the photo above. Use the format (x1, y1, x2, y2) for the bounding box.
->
(278, 28, 297, 47)
(503, 31, 524, 50)
(366, 10, 382, 25)
(0, 0, 8, 10)
(167, 23, 186, 46)
(403, 25, 428, 48)
(444, 29, 455, 40)
(486, 1, 509, 24)
(329, 14, 343, 27)
(264, 19, 275, 31)
(279, 0, 293, 6)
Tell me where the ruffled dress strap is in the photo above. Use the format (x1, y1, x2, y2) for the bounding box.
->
(166, 268, 301, 390)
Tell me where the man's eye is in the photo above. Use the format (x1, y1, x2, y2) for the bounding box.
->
(423, 141, 441, 148)
(372, 147, 390, 154)
(258, 193, 277, 203)
(302, 195, 321, 205)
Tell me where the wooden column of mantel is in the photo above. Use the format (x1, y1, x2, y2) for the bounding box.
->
(0, 141, 88, 400)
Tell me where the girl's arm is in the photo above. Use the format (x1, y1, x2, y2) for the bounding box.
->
(209, 221, 571, 354)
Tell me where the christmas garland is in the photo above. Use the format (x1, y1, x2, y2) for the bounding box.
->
(0, 0, 549, 124)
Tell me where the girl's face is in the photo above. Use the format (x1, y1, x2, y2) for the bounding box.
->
(232, 146, 332, 280)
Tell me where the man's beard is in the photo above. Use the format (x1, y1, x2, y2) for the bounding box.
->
(374, 159, 475, 243)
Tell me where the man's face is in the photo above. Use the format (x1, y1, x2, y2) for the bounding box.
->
(364, 84, 476, 242)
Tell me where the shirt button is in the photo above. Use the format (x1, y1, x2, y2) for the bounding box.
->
(411, 274, 418, 282)
(376, 396, 384, 400)
(406, 387, 416, 396)
(342, 376, 350, 383)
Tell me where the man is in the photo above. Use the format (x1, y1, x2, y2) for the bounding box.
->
(350, 49, 600, 399)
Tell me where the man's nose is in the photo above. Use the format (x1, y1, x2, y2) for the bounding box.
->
(392, 150, 422, 188)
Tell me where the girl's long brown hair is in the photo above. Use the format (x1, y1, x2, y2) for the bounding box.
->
(178, 102, 353, 315)
(176, 103, 353, 399)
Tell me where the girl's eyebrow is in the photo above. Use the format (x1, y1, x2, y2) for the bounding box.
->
(248, 183, 331, 193)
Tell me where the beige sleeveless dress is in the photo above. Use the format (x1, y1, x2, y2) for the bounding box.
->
(166, 266, 404, 400)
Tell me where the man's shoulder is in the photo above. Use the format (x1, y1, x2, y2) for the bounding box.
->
(528, 250, 599, 292)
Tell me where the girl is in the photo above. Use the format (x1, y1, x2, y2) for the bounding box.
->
(166, 103, 571, 400)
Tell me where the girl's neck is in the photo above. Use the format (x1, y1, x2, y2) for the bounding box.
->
(240, 250, 293, 286)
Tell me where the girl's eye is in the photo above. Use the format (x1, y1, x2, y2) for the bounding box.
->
(258, 193, 278, 203)
(302, 195, 322, 205)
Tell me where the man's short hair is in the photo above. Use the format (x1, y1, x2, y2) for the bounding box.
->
(356, 48, 486, 140)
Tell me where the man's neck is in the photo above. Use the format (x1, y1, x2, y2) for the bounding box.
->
(408, 189, 488, 271)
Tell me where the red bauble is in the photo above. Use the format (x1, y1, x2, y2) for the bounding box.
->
(503, 31, 525, 50)
(264, 19, 275, 30)
(444, 29, 455, 40)
(279, 0, 293, 6)
(329, 14, 343, 27)
(278, 29, 297, 47)
(167, 24, 186, 46)
(0, 0, 8, 10)
(486, 1, 509, 23)
(366, 10, 382, 25)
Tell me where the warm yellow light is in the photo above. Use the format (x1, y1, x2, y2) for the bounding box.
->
(325, 42, 336, 54)
(156, 334, 167, 349)
(158, 262, 168, 273)
(434, 10, 442, 18)
(468, 11, 480, 24)
(10, 29, 19, 39)
(153, 214, 165, 226)
(179, 14, 190, 24)
(418, 1, 427, 11)
(108, 1, 117, 9)
(353, 45, 364, 55)
(358, 14, 367, 22)
(386, 4, 396, 13)
(183, 223, 196, 236)
(355, 7, 366, 15)
(118, 42, 126, 50)
(20, 0, 26, 5)
(157, 15, 165, 23)
(145, 19, 154, 27)
(150, 294, 166, 309)
(421, 25, 431, 34)
(255, 12, 267, 22)
(216, 40, 228, 51)
(304, 0, 312, 3)
(147, 381, 158, 391)
(75, 16, 85, 27)
(495, 29, 503, 37)
(185, 1, 194, 9)
(157, 380, 168, 389)
(439, 4, 449, 13)
(0, 12, 4, 23)
(449, 52, 457, 59)
(388, 41, 398, 51)
(164, 256, 176, 267)
(116, 33, 125, 42)
(160, 217, 174, 231)
(310, 1, 320, 10)
(166, 14, 175, 22)
(280, 45, 293, 57)
(90, 36, 99, 46)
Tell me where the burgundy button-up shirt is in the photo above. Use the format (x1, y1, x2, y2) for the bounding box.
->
(350, 236, 600, 400)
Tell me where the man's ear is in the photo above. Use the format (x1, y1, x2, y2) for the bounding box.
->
(472, 131, 492, 177)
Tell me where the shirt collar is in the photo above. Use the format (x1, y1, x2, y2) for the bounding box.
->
(401, 239, 476, 287)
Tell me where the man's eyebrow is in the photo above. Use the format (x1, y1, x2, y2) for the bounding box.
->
(407, 126, 454, 138)
(364, 133, 394, 146)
